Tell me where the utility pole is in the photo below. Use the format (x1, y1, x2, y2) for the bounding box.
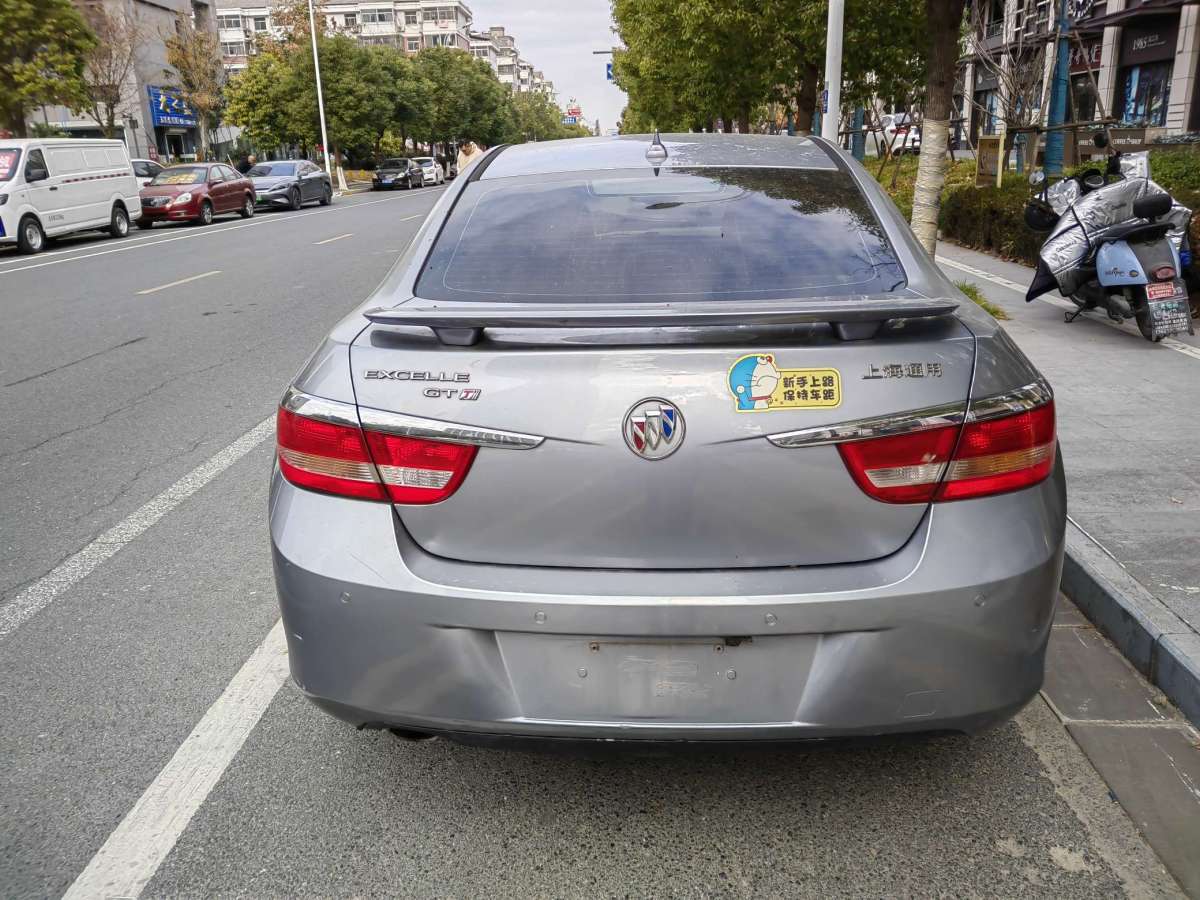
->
(821, 0, 844, 143)
(307, 0, 333, 180)
(1043, 0, 1071, 175)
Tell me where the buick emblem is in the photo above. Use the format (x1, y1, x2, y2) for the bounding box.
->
(623, 398, 685, 460)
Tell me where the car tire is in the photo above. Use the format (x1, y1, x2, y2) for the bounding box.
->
(320, 184, 332, 206)
(289, 187, 302, 211)
(17, 216, 46, 254)
(197, 200, 214, 226)
(136, 219, 154, 230)
(109, 204, 130, 238)
(240, 194, 255, 218)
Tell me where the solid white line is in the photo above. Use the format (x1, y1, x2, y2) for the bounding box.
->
(137, 269, 222, 295)
(0, 190, 444, 277)
(0, 417, 274, 640)
(63, 619, 289, 900)
(937, 255, 1200, 362)
(313, 233, 353, 245)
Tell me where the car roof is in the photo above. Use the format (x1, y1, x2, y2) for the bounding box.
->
(480, 133, 837, 180)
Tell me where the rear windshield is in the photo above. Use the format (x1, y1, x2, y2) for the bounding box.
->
(416, 167, 905, 303)
(0, 149, 19, 181)
(151, 166, 206, 185)
(415, 158, 434, 166)
(382, 158, 409, 168)
(248, 163, 295, 176)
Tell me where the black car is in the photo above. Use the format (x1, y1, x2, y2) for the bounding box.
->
(248, 160, 332, 210)
(372, 157, 423, 190)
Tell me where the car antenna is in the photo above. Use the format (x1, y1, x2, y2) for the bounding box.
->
(646, 129, 667, 176)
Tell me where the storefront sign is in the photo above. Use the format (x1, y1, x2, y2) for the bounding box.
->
(1120, 19, 1179, 65)
(975, 135, 1003, 188)
(147, 86, 197, 128)
(1069, 39, 1102, 73)
(1109, 127, 1148, 152)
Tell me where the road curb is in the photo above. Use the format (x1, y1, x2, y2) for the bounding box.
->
(1061, 526, 1200, 727)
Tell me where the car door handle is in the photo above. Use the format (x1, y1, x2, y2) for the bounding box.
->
(49, 185, 58, 191)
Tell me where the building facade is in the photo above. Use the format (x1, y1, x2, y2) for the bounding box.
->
(959, 0, 1200, 145)
(31, 0, 218, 162)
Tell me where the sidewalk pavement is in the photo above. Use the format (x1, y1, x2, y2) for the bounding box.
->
(935, 243, 1200, 726)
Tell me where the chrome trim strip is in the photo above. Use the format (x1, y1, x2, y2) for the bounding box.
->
(766, 401, 967, 449)
(965, 380, 1053, 423)
(357, 406, 544, 450)
(765, 380, 1052, 450)
(280, 386, 360, 428)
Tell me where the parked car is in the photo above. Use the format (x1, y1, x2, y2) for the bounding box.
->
(0, 138, 142, 254)
(271, 134, 1066, 747)
(138, 163, 255, 228)
(875, 113, 921, 155)
(248, 160, 332, 209)
(132, 158, 164, 188)
(372, 158, 423, 191)
(413, 157, 444, 186)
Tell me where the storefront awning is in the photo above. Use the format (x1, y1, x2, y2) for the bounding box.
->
(1074, 0, 1187, 32)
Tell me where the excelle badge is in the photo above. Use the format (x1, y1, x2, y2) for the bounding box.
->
(727, 354, 841, 412)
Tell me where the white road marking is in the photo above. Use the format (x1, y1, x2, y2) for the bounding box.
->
(137, 269, 222, 295)
(0, 417, 274, 640)
(63, 619, 289, 900)
(0, 189, 444, 277)
(937, 255, 1200, 362)
(313, 232, 353, 245)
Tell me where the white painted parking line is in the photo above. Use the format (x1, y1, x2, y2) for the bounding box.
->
(938, 255, 1200, 362)
(137, 270, 222, 295)
(63, 619, 289, 900)
(313, 233, 353, 245)
(0, 417, 274, 641)
(0, 189, 445, 278)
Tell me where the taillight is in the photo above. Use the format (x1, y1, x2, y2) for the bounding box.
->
(1153, 265, 1176, 281)
(276, 405, 476, 504)
(838, 401, 1055, 503)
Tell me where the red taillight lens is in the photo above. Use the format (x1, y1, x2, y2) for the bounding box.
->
(277, 407, 477, 504)
(838, 401, 1056, 504)
(276, 407, 386, 500)
(363, 431, 476, 504)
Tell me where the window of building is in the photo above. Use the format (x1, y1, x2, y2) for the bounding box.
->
(221, 41, 247, 56)
(407, 37, 421, 51)
(437, 7, 455, 21)
(217, 14, 242, 29)
(1069, 73, 1097, 123)
(973, 89, 999, 137)
(362, 35, 398, 45)
(344, 12, 357, 26)
(252, 16, 268, 31)
(1118, 62, 1172, 126)
(405, 11, 419, 24)
(429, 33, 456, 46)
(360, 9, 395, 24)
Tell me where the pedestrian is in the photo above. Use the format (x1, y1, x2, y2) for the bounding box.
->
(456, 141, 484, 174)
(235, 153, 257, 174)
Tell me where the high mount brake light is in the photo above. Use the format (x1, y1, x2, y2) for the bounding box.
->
(276, 406, 476, 505)
(838, 401, 1056, 503)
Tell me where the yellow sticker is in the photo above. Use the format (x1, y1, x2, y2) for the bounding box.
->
(726, 354, 841, 412)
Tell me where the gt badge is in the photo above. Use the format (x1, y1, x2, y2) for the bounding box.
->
(727, 355, 841, 412)
(623, 398, 685, 460)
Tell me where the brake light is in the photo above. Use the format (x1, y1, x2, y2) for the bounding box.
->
(1153, 265, 1176, 281)
(276, 406, 477, 504)
(838, 401, 1055, 503)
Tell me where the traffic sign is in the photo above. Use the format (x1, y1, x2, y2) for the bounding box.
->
(606, 62, 613, 81)
(562, 115, 578, 125)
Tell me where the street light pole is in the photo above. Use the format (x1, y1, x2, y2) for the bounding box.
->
(307, 0, 333, 179)
(821, 0, 844, 142)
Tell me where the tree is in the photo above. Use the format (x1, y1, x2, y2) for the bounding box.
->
(78, 3, 148, 139)
(0, 0, 95, 137)
(164, 12, 225, 159)
(366, 47, 430, 152)
(223, 51, 299, 151)
(414, 47, 510, 149)
(510, 91, 592, 142)
(911, 0, 967, 254)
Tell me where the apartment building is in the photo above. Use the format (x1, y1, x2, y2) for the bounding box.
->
(469, 26, 552, 95)
(215, 0, 473, 70)
(31, 0, 218, 161)
(959, 0, 1200, 145)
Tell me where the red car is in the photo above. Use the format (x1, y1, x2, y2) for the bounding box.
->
(138, 163, 255, 228)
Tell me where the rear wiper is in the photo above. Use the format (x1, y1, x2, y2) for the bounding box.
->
(363, 296, 959, 346)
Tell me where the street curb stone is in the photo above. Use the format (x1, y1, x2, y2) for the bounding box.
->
(1061, 527, 1200, 728)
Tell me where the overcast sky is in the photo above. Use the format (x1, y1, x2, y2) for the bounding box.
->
(468, 0, 627, 133)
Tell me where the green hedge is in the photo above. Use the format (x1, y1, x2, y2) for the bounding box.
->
(872, 147, 1200, 274)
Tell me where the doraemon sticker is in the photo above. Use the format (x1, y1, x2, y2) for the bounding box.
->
(726, 354, 841, 412)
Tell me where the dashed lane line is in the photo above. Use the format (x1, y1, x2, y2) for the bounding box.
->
(937, 255, 1200, 362)
(137, 270, 222, 295)
(313, 233, 354, 245)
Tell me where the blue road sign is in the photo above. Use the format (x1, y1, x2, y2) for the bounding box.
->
(606, 62, 613, 81)
(562, 115, 578, 125)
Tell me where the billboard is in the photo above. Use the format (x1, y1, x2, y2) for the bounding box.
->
(148, 86, 197, 128)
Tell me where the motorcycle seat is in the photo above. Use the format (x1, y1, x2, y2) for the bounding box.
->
(1094, 221, 1171, 246)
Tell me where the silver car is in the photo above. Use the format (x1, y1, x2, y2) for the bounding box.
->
(271, 134, 1066, 745)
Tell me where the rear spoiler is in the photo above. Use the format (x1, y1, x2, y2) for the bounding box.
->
(362, 296, 960, 346)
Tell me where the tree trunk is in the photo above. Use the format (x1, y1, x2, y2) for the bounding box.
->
(738, 106, 751, 134)
(794, 63, 819, 134)
(2, 101, 28, 137)
(911, 0, 967, 255)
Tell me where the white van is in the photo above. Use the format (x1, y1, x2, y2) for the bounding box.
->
(0, 138, 142, 254)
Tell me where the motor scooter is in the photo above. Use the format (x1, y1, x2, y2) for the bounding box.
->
(1024, 132, 1194, 342)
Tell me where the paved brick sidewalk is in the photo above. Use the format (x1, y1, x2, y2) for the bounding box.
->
(936, 242, 1200, 722)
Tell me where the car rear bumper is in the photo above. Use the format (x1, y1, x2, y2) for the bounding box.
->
(270, 456, 1066, 742)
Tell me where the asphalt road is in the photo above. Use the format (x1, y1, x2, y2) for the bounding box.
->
(0, 188, 1187, 898)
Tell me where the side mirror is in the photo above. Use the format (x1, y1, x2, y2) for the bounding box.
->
(1133, 191, 1172, 221)
(1029, 170, 1045, 187)
(1093, 132, 1109, 149)
(26, 166, 49, 183)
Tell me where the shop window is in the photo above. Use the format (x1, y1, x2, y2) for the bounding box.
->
(1119, 62, 1172, 126)
(1069, 73, 1097, 123)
